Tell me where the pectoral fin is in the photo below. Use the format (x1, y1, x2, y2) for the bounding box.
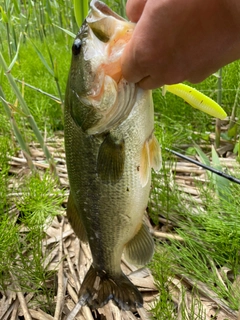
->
(139, 140, 150, 188)
(97, 134, 125, 184)
(67, 193, 88, 242)
(139, 134, 161, 187)
(149, 134, 162, 171)
(124, 223, 154, 266)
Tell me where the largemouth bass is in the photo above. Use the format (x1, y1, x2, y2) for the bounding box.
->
(64, 0, 161, 311)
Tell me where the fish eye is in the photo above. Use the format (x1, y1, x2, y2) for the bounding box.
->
(72, 38, 82, 56)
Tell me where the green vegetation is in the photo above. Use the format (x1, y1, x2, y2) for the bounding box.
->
(0, 0, 76, 314)
(1, 0, 240, 319)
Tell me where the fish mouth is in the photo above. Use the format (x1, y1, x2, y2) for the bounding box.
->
(74, 0, 137, 134)
(85, 0, 134, 85)
(88, 0, 126, 23)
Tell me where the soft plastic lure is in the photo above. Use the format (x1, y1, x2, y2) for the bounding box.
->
(163, 83, 227, 120)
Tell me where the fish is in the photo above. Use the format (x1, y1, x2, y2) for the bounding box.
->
(64, 0, 161, 312)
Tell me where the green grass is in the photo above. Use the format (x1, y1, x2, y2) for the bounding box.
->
(1, 37, 71, 134)
(161, 189, 240, 310)
(149, 134, 240, 317)
(1, 0, 240, 318)
(0, 0, 73, 311)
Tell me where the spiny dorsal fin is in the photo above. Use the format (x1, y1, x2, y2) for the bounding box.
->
(67, 193, 88, 242)
(97, 134, 125, 184)
(124, 223, 154, 266)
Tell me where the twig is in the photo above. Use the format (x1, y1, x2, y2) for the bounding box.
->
(64, 243, 81, 292)
(81, 306, 94, 320)
(10, 273, 32, 320)
(137, 307, 151, 320)
(1, 299, 18, 320)
(29, 309, 54, 320)
(67, 283, 78, 303)
(45, 229, 73, 246)
(181, 275, 238, 318)
(66, 300, 83, 320)
(151, 230, 184, 242)
(54, 220, 66, 320)
(10, 299, 19, 320)
(8, 155, 67, 173)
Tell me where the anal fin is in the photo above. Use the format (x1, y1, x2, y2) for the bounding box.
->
(124, 223, 154, 266)
(67, 193, 88, 242)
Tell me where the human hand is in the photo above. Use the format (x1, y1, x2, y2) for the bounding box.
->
(121, 0, 240, 89)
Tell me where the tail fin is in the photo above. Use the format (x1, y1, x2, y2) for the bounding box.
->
(78, 265, 143, 311)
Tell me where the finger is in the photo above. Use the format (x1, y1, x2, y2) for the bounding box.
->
(126, 0, 147, 22)
(137, 75, 165, 90)
(121, 40, 145, 84)
(187, 67, 218, 84)
(121, 5, 152, 84)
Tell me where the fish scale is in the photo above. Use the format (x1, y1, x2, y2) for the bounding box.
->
(64, 0, 161, 311)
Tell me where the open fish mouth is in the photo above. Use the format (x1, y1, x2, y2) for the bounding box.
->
(70, 0, 137, 135)
(88, 0, 126, 23)
(84, 0, 134, 85)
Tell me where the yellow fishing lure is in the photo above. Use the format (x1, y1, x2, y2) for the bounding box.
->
(163, 83, 227, 120)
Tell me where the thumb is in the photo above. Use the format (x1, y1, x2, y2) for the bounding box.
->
(121, 39, 144, 83)
(126, 0, 147, 22)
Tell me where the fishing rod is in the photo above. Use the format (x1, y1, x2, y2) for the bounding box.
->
(165, 147, 240, 185)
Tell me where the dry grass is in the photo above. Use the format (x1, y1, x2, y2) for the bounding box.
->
(0, 132, 239, 320)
